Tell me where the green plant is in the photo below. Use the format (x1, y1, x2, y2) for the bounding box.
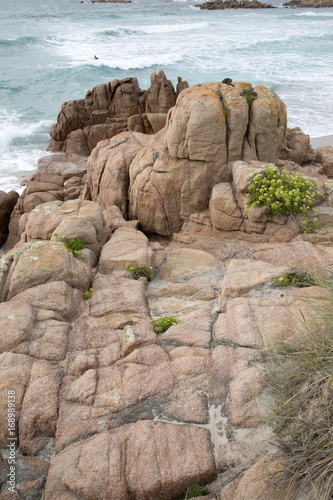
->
(241, 86, 258, 107)
(245, 165, 322, 231)
(222, 77, 233, 85)
(184, 482, 209, 499)
(83, 288, 93, 300)
(54, 233, 86, 257)
(302, 214, 320, 233)
(151, 315, 179, 334)
(126, 263, 153, 281)
(275, 268, 317, 288)
(262, 278, 333, 499)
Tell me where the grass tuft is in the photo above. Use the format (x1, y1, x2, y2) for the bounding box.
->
(262, 276, 333, 499)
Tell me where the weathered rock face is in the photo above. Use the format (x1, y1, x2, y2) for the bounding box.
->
(1, 190, 333, 499)
(5, 155, 88, 251)
(182, 160, 333, 244)
(48, 71, 188, 156)
(278, 127, 318, 166)
(7, 199, 109, 266)
(0, 190, 19, 247)
(316, 145, 333, 177)
(86, 82, 287, 235)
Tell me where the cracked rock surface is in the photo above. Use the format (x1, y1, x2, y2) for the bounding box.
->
(1, 209, 332, 498)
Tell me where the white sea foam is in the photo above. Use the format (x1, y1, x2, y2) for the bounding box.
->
(136, 22, 210, 34)
(0, 110, 51, 153)
(294, 10, 333, 16)
(0, 109, 52, 192)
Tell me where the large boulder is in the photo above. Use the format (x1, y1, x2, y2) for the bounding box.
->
(0, 241, 92, 301)
(86, 82, 287, 235)
(44, 421, 216, 500)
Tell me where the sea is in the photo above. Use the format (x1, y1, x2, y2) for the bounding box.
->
(1, 0, 333, 193)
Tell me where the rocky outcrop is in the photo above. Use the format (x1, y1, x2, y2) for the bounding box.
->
(278, 127, 318, 166)
(177, 160, 333, 244)
(284, 0, 333, 6)
(316, 145, 333, 177)
(91, 0, 132, 3)
(5, 154, 88, 251)
(86, 82, 287, 236)
(0, 191, 19, 248)
(48, 71, 189, 156)
(1, 75, 333, 499)
(1, 189, 333, 498)
(196, 0, 275, 9)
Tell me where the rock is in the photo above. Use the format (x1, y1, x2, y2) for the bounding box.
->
(252, 240, 333, 273)
(0, 352, 34, 444)
(10, 281, 84, 322)
(196, 0, 275, 9)
(0, 241, 92, 301)
(221, 451, 298, 499)
(316, 145, 333, 177)
(23, 172, 64, 213)
(220, 258, 284, 307)
(103, 204, 139, 232)
(278, 127, 317, 165)
(209, 183, 243, 231)
(48, 72, 179, 155)
(19, 360, 63, 455)
(24, 199, 109, 255)
(0, 301, 35, 354)
(160, 322, 211, 348)
(37, 153, 88, 179)
(0, 190, 19, 247)
(91, 0, 132, 3)
(98, 227, 154, 274)
(87, 82, 286, 236)
(44, 421, 217, 500)
(88, 271, 150, 325)
(145, 70, 177, 114)
(85, 131, 151, 215)
(0, 456, 49, 499)
(284, 0, 333, 6)
(217, 287, 326, 348)
(209, 345, 271, 469)
(158, 248, 220, 280)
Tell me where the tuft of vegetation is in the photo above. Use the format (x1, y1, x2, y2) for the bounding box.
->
(222, 77, 233, 85)
(184, 482, 209, 499)
(275, 268, 318, 288)
(54, 233, 86, 257)
(245, 165, 322, 231)
(241, 86, 258, 108)
(151, 315, 179, 334)
(262, 277, 333, 499)
(83, 288, 93, 300)
(126, 263, 153, 281)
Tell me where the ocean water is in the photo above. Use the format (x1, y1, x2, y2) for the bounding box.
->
(1, 0, 333, 193)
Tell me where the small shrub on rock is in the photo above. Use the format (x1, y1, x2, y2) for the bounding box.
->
(54, 233, 86, 257)
(151, 315, 179, 334)
(275, 268, 317, 288)
(246, 165, 322, 231)
(126, 263, 153, 281)
(83, 288, 93, 300)
(241, 87, 258, 107)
